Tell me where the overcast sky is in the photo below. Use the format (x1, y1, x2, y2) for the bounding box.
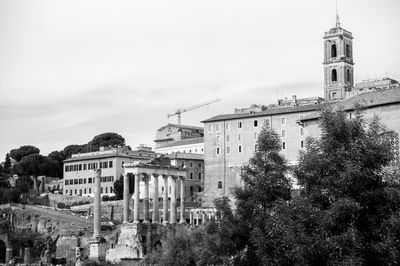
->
(1, 0, 399, 158)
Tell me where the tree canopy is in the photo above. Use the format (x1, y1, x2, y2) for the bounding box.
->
(88, 132, 126, 151)
(9, 145, 40, 162)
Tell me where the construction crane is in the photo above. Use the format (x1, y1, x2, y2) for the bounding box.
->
(167, 98, 221, 125)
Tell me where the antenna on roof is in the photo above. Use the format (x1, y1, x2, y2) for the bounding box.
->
(335, 0, 340, 28)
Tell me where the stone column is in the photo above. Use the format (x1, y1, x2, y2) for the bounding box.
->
(143, 175, 150, 223)
(24, 247, 31, 265)
(93, 169, 101, 238)
(179, 177, 186, 223)
(152, 174, 159, 223)
(123, 173, 129, 223)
(162, 175, 169, 224)
(5, 248, 13, 264)
(189, 211, 193, 225)
(133, 173, 140, 223)
(170, 176, 177, 224)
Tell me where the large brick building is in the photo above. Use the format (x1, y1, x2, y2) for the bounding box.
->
(201, 17, 400, 206)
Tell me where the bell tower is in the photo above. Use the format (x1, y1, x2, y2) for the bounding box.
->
(323, 15, 354, 101)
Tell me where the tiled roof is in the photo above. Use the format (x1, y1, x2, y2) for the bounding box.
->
(156, 137, 204, 149)
(301, 88, 400, 121)
(202, 104, 325, 123)
(165, 152, 204, 160)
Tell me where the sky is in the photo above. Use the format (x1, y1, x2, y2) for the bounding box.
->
(0, 0, 399, 159)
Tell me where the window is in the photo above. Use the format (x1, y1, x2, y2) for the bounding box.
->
(83, 164, 87, 170)
(331, 44, 337, 58)
(198, 187, 202, 192)
(218, 181, 222, 189)
(215, 123, 220, 131)
(216, 147, 221, 155)
(253, 120, 258, 127)
(89, 188, 91, 194)
(238, 134, 242, 141)
(121, 161, 125, 167)
(110, 187, 113, 193)
(264, 119, 270, 128)
(83, 178, 86, 184)
(109, 161, 113, 168)
(190, 172, 193, 179)
(105, 187, 108, 193)
(347, 69, 351, 82)
(227, 146, 231, 154)
(225, 122, 230, 130)
(190, 162, 193, 167)
(281, 117, 286, 125)
(101, 187, 103, 193)
(238, 121, 242, 129)
(65, 180, 68, 185)
(208, 124, 213, 133)
(88, 178, 93, 184)
(281, 130, 286, 138)
(301, 140, 304, 148)
(332, 92, 337, 98)
(238, 145, 242, 153)
(74, 179, 78, 184)
(65, 166, 68, 172)
(346, 44, 350, 57)
(332, 69, 337, 82)
(75, 189, 77, 195)
(300, 127, 304, 136)
(198, 173, 202, 179)
(253, 132, 257, 140)
(226, 135, 230, 143)
(216, 135, 221, 144)
(282, 142, 286, 150)
(198, 163, 202, 168)
(79, 164, 82, 171)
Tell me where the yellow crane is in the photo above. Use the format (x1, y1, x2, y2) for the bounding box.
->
(167, 98, 221, 125)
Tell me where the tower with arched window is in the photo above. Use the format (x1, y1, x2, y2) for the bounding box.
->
(323, 16, 354, 101)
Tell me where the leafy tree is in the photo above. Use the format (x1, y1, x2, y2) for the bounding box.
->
(3, 153, 12, 174)
(113, 174, 124, 200)
(9, 145, 40, 162)
(62, 144, 88, 158)
(88, 132, 125, 151)
(252, 109, 400, 265)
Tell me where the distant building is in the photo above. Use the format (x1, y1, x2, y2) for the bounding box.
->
(63, 145, 155, 196)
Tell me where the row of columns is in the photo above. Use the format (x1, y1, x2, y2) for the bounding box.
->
(123, 173, 186, 224)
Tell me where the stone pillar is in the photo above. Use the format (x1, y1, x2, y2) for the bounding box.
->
(143, 175, 150, 223)
(202, 212, 206, 224)
(24, 247, 31, 265)
(133, 173, 140, 223)
(179, 177, 186, 223)
(152, 174, 159, 223)
(189, 211, 193, 225)
(170, 176, 177, 224)
(162, 176, 169, 224)
(123, 173, 129, 223)
(93, 169, 101, 238)
(5, 248, 13, 264)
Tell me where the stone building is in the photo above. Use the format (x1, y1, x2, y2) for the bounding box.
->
(63, 146, 155, 196)
(154, 124, 203, 151)
(201, 17, 400, 206)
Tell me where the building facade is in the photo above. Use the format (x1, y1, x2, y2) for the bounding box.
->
(154, 124, 203, 149)
(63, 146, 155, 197)
(201, 18, 400, 206)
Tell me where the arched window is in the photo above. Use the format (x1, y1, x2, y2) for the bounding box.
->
(346, 69, 351, 82)
(331, 44, 337, 58)
(346, 44, 350, 58)
(217, 181, 222, 189)
(332, 69, 337, 82)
